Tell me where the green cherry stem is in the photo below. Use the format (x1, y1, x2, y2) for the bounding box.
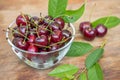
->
(100, 40, 107, 48)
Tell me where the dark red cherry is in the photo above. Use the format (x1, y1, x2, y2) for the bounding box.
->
(26, 44, 38, 60)
(49, 22, 61, 31)
(44, 16, 53, 25)
(49, 44, 60, 51)
(16, 14, 29, 26)
(27, 33, 36, 43)
(38, 25, 49, 36)
(54, 17, 65, 29)
(51, 30, 63, 43)
(95, 24, 107, 37)
(12, 37, 29, 50)
(83, 28, 96, 41)
(19, 26, 27, 36)
(79, 22, 92, 33)
(12, 27, 23, 38)
(62, 30, 72, 41)
(30, 16, 39, 28)
(35, 35, 48, 47)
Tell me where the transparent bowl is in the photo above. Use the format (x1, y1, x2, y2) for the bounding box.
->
(6, 21, 75, 69)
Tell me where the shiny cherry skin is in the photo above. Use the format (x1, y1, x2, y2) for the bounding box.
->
(30, 16, 39, 28)
(16, 14, 29, 27)
(95, 24, 107, 37)
(35, 35, 48, 47)
(54, 17, 65, 29)
(38, 25, 49, 36)
(79, 21, 92, 33)
(27, 44, 38, 60)
(12, 27, 23, 38)
(19, 26, 27, 36)
(62, 30, 72, 41)
(27, 33, 36, 43)
(83, 28, 96, 41)
(49, 22, 61, 31)
(51, 30, 63, 43)
(12, 37, 29, 50)
(49, 44, 60, 51)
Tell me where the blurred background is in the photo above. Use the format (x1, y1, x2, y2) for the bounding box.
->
(0, 0, 120, 80)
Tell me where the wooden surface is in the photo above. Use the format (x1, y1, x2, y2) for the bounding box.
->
(0, 0, 120, 80)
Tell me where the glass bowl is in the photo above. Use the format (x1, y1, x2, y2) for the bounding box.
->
(6, 21, 75, 69)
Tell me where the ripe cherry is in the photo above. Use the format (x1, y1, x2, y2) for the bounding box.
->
(30, 16, 39, 28)
(16, 14, 29, 27)
(12, 37, 29, 50)
(83, 28, 96, 41)
(27, 33, 36, 43)
(51, 30, 63, 43)
(62, 30, 72, 41)
(26, 44, 38, 60)
(95, 24, 107, 37)
(35, 35, 48, 47)
(49, 44, 60, 51)
(38, 25, 49, 36)
(49, 22, 61, 31)
(12, 27, 23, 38)
(19, 26, 27, 36)
(79, 22, 92, 33)
(54, 17, 65, 29)
(44, 16, 53, 25)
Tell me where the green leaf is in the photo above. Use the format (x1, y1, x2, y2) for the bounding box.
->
(79, 72, 87, 80)
(48, 64, 79, 78)
(92, 16, 120, 28)
(66, 42, 93, 57)
(85, 48, 104, 69)
(88, 63, 104, 80)
(48, 0, 68, 18)
(63, 3, 85, 23)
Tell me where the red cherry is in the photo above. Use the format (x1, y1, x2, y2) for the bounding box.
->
(62, 30, 72, 41)
(12, 37, 29, 50)
(35, 35, 48, 47)
(95, 24, 107, 37)
(27, 33, 36, 43)
(79, 22, 92, 33)
(54, 17, 65, 29)
(49, 22, 61, 31)
(12, 27, 23, 38)
(26, 44, 38, 60)
(83, 28, 96, 41)
(38, 25, 49, 36)
(16, 14, 29, 27)
(19, 26, 27, 36)
(51, 30, 63, 43)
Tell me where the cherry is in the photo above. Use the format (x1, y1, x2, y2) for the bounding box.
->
(30, 16, 39, 27)
(51, 30, 63, 43)
(27, 33, 36, 43)
(38, 18, 44, 25)
(49, 22, 61, 31)
(35, 35, 48, 47)
(79, 22, 92, 33)
(12, 37, 29, 50)
(62, 30, 72, 41)
(12, 27, 23, 38)
(49, 44, 60, 51)
(16, 14, 29, 27)
(19, 26, 27, 36)
(95, 24, 107, 37)
(26, 44, 38, 60)
(44, 16, 53, 25)
(38, 25, 49, 36)
(54, 17, 65, 29)
(83, 28, 96, 41)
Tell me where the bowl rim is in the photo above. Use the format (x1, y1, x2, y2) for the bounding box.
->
(6, 21, 75, 54)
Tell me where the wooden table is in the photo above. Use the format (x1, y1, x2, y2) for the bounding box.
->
(0, 0, 120, 80)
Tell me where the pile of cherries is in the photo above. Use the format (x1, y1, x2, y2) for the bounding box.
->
(10, 13, 72, 60)
(79, 21, 107, 41)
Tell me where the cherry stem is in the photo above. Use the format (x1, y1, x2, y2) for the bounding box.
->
(73, 67, 87, 80)
(8, 27, 30, 40)
(100, 40, 107, 48)
(89, 3, 96, 22)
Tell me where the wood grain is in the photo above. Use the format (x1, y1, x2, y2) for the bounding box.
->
(0, 0, 120, 80)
